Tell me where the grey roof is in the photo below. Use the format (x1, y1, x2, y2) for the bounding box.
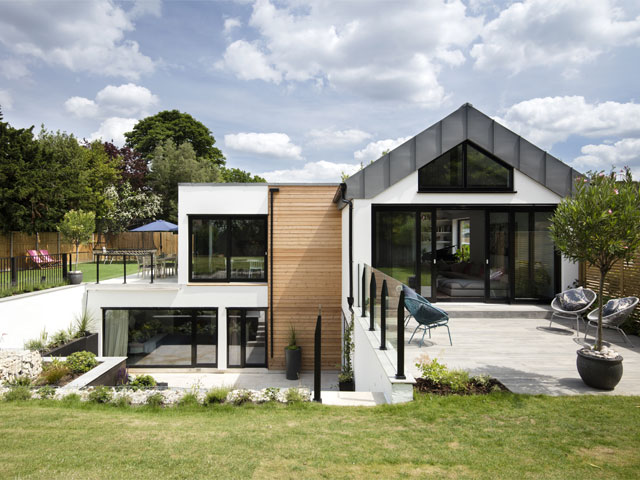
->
(344, 103, 580, 200)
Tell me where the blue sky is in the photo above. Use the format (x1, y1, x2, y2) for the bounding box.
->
(1, 0, 639, 182)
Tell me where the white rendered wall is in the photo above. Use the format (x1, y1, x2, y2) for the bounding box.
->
(87, 284, 268, 369)
(0, 285, 85, 350)
(561, 257, 580, 290)
(344, 169, 565, 305)
(177, 184, 269, 284)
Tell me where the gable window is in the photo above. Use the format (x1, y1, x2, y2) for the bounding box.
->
(418, 142, 513, 192)
(189, 215, 267, 282)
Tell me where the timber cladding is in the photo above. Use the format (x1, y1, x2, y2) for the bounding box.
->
(269, 185, 342, 370)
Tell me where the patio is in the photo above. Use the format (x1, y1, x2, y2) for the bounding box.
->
(404, 304, 640, 395)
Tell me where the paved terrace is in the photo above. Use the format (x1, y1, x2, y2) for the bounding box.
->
(404, 303, 640, 396)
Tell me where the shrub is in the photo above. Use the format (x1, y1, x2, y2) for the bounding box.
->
(65, 351, 98, 374)
(264, 387, 280, 402)
(178, 392, 200, 407)
(4, 375, 32, 387)
(146, 392, 164, 407)
(73, 311, 95, 338)
(3, 386, 32, 402)
(112, 394, 132, 408)
(88, 386, 113, 404)
(204, 386, 230, 405)
(285, 387, 305, 404)
(37, 386, 56, 399)
(129, 374, 157, 390)
(231, 389, 253, 405)
(416, 356, 471, 393)
(38, 359, 71, 385)
(49, 329, 71, 348)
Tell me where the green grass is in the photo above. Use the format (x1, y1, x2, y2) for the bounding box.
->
(76, 260, 140, 283)
(1, 394, 639, 478)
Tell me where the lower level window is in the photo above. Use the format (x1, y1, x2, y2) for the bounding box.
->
(103, 308, 218, 367)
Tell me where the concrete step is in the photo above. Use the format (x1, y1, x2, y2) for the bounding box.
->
(441, 303, 552, 319)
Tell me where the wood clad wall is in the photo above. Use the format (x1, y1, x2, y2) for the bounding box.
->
(269, 186, 342, 370)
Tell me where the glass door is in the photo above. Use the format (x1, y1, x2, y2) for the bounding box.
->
(419, 211, 433, 299)
(488, 212, 510, 301)
(227, 309, 267, 367)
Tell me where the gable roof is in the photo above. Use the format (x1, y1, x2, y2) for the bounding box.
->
(343, 103, 580, 200)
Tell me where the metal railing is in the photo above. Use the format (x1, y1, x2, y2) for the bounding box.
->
(358, 264, 406, 379)
(0, 253, 69, 292)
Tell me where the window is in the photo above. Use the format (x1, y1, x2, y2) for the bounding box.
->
(418, 142, 512, 192)
(189, 215, 267, 282)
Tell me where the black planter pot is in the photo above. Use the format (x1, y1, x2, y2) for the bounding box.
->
(339, 380, 355, 391)
(576, 348, 624, 390)
(285, 347, 301, 380)
(43, 333, 99, 357)
(68, 271, 83, 285)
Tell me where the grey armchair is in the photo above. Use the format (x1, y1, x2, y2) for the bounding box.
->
(584, 296, 638, 347)
(550, 287, 597, 335)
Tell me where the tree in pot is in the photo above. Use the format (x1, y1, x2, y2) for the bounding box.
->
(58, 210, 95, 284)
(550, 167, 640, 389)
(338, 314, 355, 391)
(285, 324, 301, 380)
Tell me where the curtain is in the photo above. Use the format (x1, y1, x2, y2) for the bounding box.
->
(105, 310, 129, 357)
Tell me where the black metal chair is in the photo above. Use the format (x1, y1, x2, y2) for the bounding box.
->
(403, 286, 451, 347)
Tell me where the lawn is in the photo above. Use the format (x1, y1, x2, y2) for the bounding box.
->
(1, 394, 639, 479)
(76, 260, 140, 283)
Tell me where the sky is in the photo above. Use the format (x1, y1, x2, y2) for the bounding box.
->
(1, 0, 640, 183)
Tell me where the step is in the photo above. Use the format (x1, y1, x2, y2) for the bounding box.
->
(441, 303, 552, 319)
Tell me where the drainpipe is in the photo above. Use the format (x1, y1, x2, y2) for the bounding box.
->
(269, 187, 279, 359)
(339, 183, 354, 311)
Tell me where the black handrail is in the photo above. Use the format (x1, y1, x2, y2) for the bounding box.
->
(380, 279, 388, 350)
(369, 272, 376, 331)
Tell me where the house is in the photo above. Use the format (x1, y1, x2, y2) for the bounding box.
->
(88, 103, 578, 371)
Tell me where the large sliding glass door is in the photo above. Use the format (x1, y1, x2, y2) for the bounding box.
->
(373, 205, 558, 303)
(227, 309, 267, 368)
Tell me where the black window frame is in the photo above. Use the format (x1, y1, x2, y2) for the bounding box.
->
(188, 214, 268, 283)
(226, 307, 268, 368)
(102, 307, 219, 368)
(418, 141, 514, 193)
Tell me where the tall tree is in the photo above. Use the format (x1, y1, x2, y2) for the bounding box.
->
(125, 110, 225, 167)
(103, 142, 149, 191)
(149, 139, 221, 222)
(102, 181, 161, 234)
(220, 167, 266, 183)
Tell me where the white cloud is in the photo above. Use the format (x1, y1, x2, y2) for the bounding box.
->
(306, 128, 371, 147)
(218, 0, 483, 106)
(0, 89, 13, 110)
(224, 18, 242, 34)
(353, 136, 412, 163)
(89, 117, 138, 146)
(496, 96, 640, 150)
(65, 83, 158, 119)
(64, 97, 99, 118)
(129, 0, 162, 19)
(225, 132, 302, 159)
(573, 138, 640, 179)
(221, 40, 282, 83)
(471, 0, 640, 74)
(0, 57, 29, 80)
(260, 160, 360, 183)
(0, 0, 155, 80)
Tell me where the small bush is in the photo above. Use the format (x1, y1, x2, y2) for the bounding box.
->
(204, 386, 230, 405)
(3, 386, 32, 402)
(231, 389, 253, 406)
(37, 386, 56, 399)
(88, 386, 113, 404)
(129, 374, 157, 390)
(74, 311, 95, 337)
(65, 351, 98, 374)
(146, 392, 164, 407)
(416, 356, 471, 393)
(264, 387, 280, 402)
(49, 329, 71, 348)
(112, 394, 132, 408)
(178, 392, 200, 407)
(285, 388, 305, 404)
(24, 328, 48, 352)
(38, 359, 71, 385)
(4, 375, 32, 387)
(61, 393, 81, 404)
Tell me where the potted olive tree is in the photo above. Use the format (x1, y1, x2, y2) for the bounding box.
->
(285, 324, 302, 380)
(58, 209, 96, 285)
(550, 168, 640, 389)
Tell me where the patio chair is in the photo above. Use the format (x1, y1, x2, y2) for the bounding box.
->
(549, 287, 596, 335)
(403, 285, 452, 347)
(584, 296, 638, 347)
(26, 250, 50, 269)
(38, 249, 60, 266)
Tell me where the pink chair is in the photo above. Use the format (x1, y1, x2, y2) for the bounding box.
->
(39, 249, 61, 266)
(27, 250, 49, 269)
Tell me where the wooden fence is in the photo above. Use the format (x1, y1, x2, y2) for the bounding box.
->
(580, 253, 640, 332)
(0, 231, 178, 264)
